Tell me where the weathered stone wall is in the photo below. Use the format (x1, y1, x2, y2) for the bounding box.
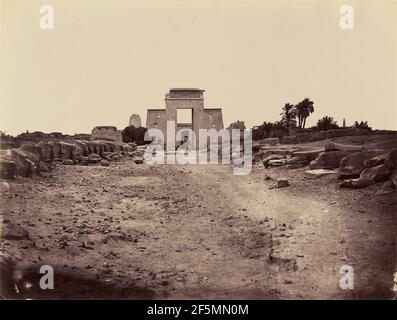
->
(91, 126, 122, 143)
(281, 128, 372, 144)
(146, 109, 167, 131)
(202, 109, 224, 130)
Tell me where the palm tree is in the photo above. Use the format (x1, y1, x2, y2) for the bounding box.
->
(295, 98, 315, 128)
(262, 122, 274, 138)
(317, 116, 338, 131)
(354, 121, 371, 130)
(280, 103, 296, 134)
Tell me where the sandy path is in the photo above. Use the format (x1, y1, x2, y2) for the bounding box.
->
(0, 160, 396, 299)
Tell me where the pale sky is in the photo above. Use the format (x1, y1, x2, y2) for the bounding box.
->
(1, 0, 396, 135)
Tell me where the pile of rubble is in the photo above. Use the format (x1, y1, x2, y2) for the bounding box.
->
(0, 140, 147, 179)
(256, 142, 397, 192)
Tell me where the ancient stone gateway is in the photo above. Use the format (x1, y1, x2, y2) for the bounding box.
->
(146, 88, 224, 148)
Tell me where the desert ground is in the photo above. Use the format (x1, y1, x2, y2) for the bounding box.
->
(0, 135, 396, 299)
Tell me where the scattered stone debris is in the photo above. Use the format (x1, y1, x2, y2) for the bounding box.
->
(39, 161, 51, 173)
(359, 164, 390, 182)
(304, 169, 337, 179)
(268, 159, 287, 167)
(256, 141, 397, 193)
(88, 154, 102, 164)
(276, 179, 289, 188)
(63, 159, 74, 165)
(268, 252, 298, 271)
(0, 181, 10, 192)
(310, 150, 352, 170)
(0, 139, 147, 179)
(339, 149, 397, 190)
(390, 171, 397, 186)
(262, 155, 286, 168)
(364, 154, 388, 168)
(340, 178, 374, 189)
(338, 150, 386, 179)
(376, 180, 396, 195)
(287, 150, 322, 166)
(1, 223, 30, 240)
(0, 159, 16, 179)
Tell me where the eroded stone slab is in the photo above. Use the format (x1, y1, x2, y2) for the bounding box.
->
(304, 169, 338, 179)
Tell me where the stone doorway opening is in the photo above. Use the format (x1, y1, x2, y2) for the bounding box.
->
(177, 109, 193, 126)
(176, 109, 194, 149)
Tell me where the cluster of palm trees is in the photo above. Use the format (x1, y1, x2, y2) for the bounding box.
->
(280, 98, 315, 132)
(253, 98, 372, 140)
(252, 98, 315, 140)
(353, 121, 371, 130)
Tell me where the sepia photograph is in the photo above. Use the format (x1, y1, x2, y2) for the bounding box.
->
(0, 0, 396, 308)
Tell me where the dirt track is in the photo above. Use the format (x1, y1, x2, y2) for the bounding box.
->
(1, 159, 396, 299)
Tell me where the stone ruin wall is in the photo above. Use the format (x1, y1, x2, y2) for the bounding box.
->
(91, 126, 123, 144)
(146, 110, 167, 133)
(202, 109, 224, 131)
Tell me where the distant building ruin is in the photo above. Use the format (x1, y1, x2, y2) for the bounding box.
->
(146, 88, 224, 147)
(91, 126, 122, 143)
(129, 114, 142, 128)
